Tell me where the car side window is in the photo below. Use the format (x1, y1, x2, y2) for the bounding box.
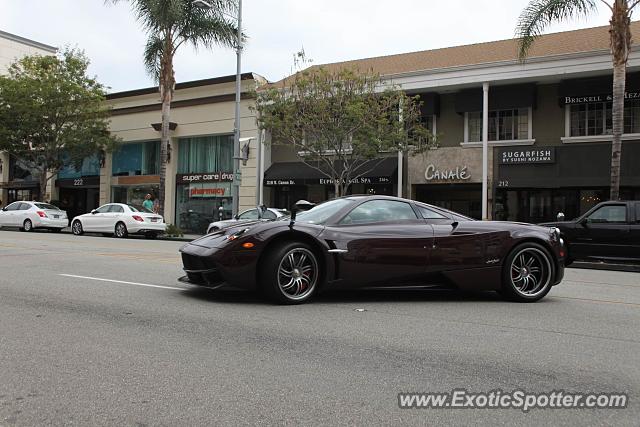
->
(340, 200, 418, 225)
(262, 210, 277, 220)
(109, 205, 124, 213)
(238, 209, 259, 220)
(5, 202, 21, 211)
(418, 206, 448, 219)
(19, 203, 32, 210)
(95, 205, 112, 214)
(588, 205, 627, 223)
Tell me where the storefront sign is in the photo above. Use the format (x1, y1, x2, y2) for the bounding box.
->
(55, 176, 100, 188)
(264, 177, 391, 186)
(176, 172, 233, 184)
(425, 164, 471, 181)
(188, 183, 230, 198)
(562, 91, 640, 105)
(500, 148, 555, 165)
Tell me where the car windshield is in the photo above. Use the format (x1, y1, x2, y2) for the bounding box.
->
(295, 199, 353, 225)
(129, 205, 154, 214)
(34, 203, 59, 210)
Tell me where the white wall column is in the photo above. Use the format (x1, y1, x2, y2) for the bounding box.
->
(482, 82, 490, 220)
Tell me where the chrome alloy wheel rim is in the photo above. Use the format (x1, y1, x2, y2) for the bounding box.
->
(72, 221, 82, 235)
(510, 248, 551, 297)
(277, 248, 318, 300)
(24, 220, 32, 231)
(115, 223, 126, 237)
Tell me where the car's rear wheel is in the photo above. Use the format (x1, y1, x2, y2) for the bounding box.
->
(501, 243, 554, 302)
(114, 222, 128, 238)
(72, 220, 84, 236)
(22, 219, 33, 232)
(260, 242, 321, 304)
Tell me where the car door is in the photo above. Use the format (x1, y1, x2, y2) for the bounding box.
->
(571, 203, 630, 261)
(322, 199, 433, 287)
(628, 202, 640, 261)
(417, 205, 487, 271)
(16, 203, 33, 227)
(83, 204, 111, 232)
(0, 202, 22, 226)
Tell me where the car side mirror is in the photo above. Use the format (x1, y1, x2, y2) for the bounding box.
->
(557, 212, 565, 221)
(290, 200, 316, 224)
(91, 210, 97, 215)
(1, 207, 6, 212)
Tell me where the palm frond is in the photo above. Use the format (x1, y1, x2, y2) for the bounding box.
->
(143, 34, 165, 81)
(516, 0, 598, 60)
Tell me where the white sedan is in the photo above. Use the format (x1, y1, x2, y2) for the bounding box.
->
(71, 203, 166, 239)
(0, 201, 69, 232)
(207, 207, 289, 234)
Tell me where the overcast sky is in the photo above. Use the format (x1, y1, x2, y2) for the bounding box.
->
(0, 0, 613, 93)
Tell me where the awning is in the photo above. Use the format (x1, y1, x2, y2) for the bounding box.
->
(264, 157, 397, 186)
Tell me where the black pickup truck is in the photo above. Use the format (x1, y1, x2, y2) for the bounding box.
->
(541, 201, 640, 264)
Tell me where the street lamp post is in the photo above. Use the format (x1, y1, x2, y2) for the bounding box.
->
(195, 0, 243, 217)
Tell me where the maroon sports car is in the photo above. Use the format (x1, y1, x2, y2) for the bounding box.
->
(179, 196, 566, 304)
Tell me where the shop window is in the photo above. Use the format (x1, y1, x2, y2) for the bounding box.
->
(176, 182, 233, 234)
(466, 108, 530, 142)
(568, 99, 640, 137)
(9, 157, 37, 182)
(112, 141, 160, 176)
(178, 135, 233, 173)
(112, 185, 160, 207)
(59, 154, 100, 179)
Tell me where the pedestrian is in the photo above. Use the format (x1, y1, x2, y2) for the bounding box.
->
(142, 193, 154, 212)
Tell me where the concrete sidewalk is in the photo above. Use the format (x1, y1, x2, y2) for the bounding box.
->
(58, 227, 198, 242)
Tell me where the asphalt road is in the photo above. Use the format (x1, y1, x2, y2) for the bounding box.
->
(0, 230, 638, 426)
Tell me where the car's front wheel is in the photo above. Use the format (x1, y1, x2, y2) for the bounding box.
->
(260, 242, 322, 304)
(72, 220, 84, 236)
(501, 243, 554, 302)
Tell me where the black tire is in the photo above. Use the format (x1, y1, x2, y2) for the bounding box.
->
(501, 242, 554, 302)
(145, 232, 158, 240)
(72, 220, 84, 236)
(23, 219, 33, 232)
(114, 222, 128, 238)
(259, 241, 323, 304)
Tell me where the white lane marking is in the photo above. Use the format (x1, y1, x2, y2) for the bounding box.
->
(59, 274, 185, 291)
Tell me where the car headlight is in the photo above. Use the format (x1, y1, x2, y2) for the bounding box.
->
(226, 228, 251, 241)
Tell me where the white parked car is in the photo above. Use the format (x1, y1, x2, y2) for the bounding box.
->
(71, 203, 166, 239)
(0, 201, 69, 232)
(206, 207, 289, 234)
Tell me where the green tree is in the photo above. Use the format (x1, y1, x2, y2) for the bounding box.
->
(0, 49, 119, 201)
(255, 63, 437, 197)
(108, 0, 239, 215)
(517, 0, 637, 201)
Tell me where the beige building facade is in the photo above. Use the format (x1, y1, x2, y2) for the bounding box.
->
(104, 73, 265, 234)
(0, 30, 57, 207)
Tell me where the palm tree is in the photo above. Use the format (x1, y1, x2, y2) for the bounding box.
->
(107, 0, 238, 215)
(517, 0, 637, 201)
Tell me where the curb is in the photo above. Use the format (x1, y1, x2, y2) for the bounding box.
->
(59, 228, 197, 242)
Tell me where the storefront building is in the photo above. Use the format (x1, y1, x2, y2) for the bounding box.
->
(55, 154, 101, 220)
(0, 31, 57, 207)
(263, 22, 640, 222)
(105, 73, 265, 233)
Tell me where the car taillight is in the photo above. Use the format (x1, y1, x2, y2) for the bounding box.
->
(37, 211, 47, 218)
(132, 215, 144, 222)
